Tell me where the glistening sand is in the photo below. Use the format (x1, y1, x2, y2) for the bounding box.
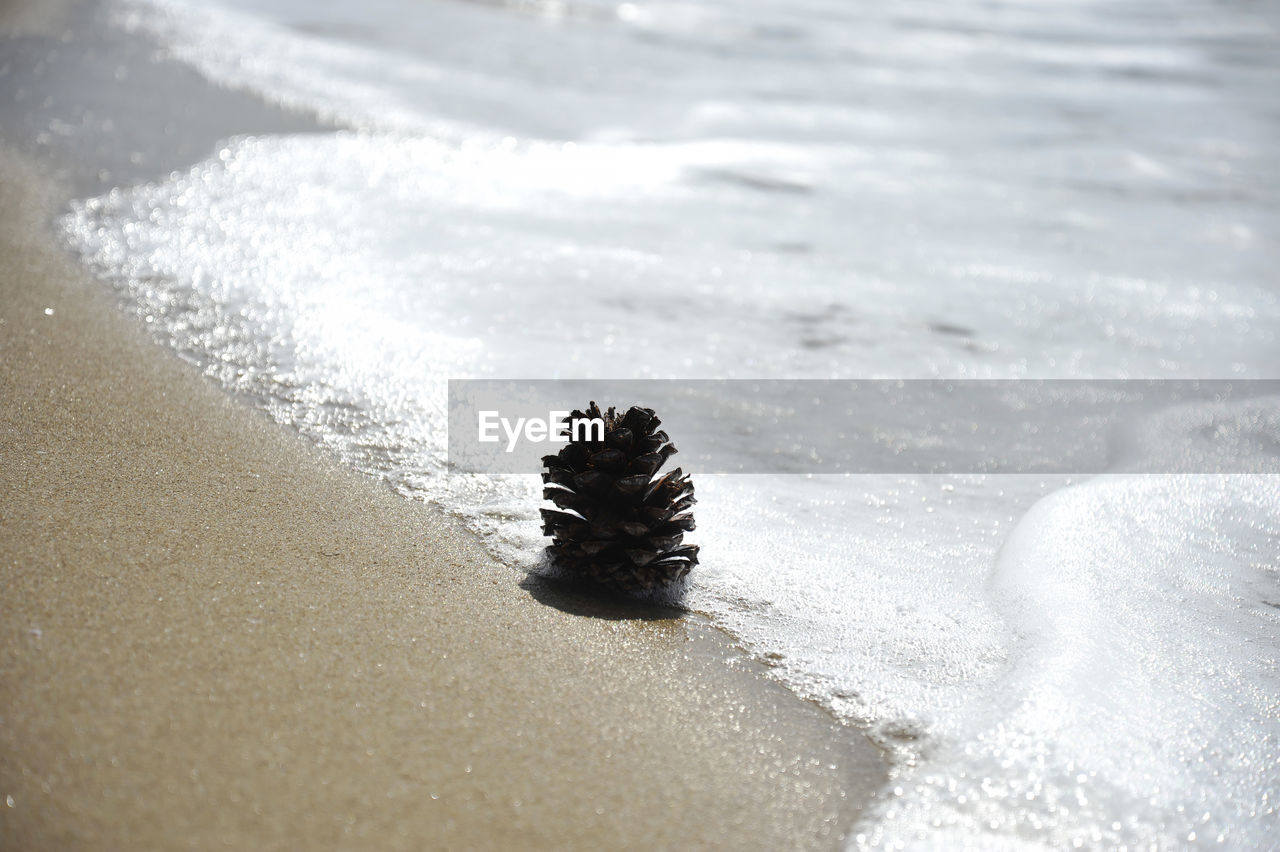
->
(0, 11, 887, 845)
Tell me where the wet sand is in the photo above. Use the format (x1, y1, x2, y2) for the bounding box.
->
(0, 4, 886, 849)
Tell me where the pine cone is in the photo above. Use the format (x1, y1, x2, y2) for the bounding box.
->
(541, 403, 698, 595)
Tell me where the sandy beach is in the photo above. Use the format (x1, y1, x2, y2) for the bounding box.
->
(0, 5, 886, 848)
(11, 0, 1273, 845)
(0, 143, 887, 852)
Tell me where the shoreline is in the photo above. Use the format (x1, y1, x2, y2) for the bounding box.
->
(0, 5, 887, 848)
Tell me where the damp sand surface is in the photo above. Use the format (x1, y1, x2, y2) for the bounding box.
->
(0, 6, 887, 843)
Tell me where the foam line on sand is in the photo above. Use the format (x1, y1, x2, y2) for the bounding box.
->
(0, 142, 885, 849)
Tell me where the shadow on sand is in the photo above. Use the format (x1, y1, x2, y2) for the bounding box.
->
(519, 570, 688, 622)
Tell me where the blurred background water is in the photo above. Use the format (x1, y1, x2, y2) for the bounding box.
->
(59, 0, 1279, 846)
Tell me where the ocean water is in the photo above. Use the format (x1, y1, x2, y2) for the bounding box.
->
(61, 0, 1280, 847)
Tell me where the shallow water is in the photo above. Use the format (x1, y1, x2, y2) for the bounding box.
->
(63, 0, 1279, 846)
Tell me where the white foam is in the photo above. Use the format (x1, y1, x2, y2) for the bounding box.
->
(853, 475, 1280, 849)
